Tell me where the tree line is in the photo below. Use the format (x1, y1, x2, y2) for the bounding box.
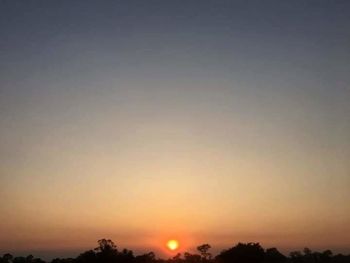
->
(1, 239, 349, 263)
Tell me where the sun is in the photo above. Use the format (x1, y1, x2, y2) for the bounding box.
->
(166, 239, 179, 251)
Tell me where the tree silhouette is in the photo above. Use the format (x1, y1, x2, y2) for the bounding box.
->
(1, 239, 349, 263)
(135, 252, 155, 263)
(95, 239, 119, 263)
(216, 243, 265, 263)
(264, 248, 286, 263)
(197, 245, 212, 261)
(290, 251, 303, 263)
(95, 240, 118, 253)
(1, 254, 13, 263)
(76, 250, 97, 263)
(183, 253, 201, 263)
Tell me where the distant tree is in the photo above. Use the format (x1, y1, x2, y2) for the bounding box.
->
(118, 249, 134, 263)
(95, 239, 118, 253)
(25, 256, 34, 263)
(183, 253, 201, 263)
(135, 252, 155, 263)
(319, 250, 332, 263)
(197, 245, 212, 261)
(94, 239, 119, 263)
(2, 238, 350, 263)
(304, 248, 311, 255)
(2, 254, 13, 263)
(13, 257, 26, 263)
(170, 253, 182, 263)
(52, 258, 72, 263)
(76, 250, 97, 263)
(31, 257, 45, 263)
(264, 248, 286, 263)
(304, 248, 314, 263)
(290, 251, 303, 263)
(216, 243, 265, 263)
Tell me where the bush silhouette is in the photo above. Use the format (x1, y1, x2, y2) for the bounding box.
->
(1, 239, 349, 263)
(216, 243, 265, 263)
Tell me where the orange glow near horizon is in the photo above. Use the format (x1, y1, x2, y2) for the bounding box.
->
(166, 240, 179, 251)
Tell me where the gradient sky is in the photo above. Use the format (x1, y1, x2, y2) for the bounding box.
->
(1, 0, 350, 259)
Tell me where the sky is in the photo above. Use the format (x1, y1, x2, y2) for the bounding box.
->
(0, 0, 350, 259)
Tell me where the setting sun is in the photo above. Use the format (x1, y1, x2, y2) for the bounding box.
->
(166, 240, 179, 251)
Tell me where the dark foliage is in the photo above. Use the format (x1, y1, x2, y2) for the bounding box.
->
(216, 242, 265, 263)
(1, 239, 349, 263)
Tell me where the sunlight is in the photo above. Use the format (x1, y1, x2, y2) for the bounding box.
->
(166, 240, 179, 251)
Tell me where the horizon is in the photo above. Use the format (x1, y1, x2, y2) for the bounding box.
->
(2, 239, 350, 261)
(0, 0, 349, 259)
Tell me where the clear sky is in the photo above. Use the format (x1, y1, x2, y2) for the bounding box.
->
(0, 0, 350, 259)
